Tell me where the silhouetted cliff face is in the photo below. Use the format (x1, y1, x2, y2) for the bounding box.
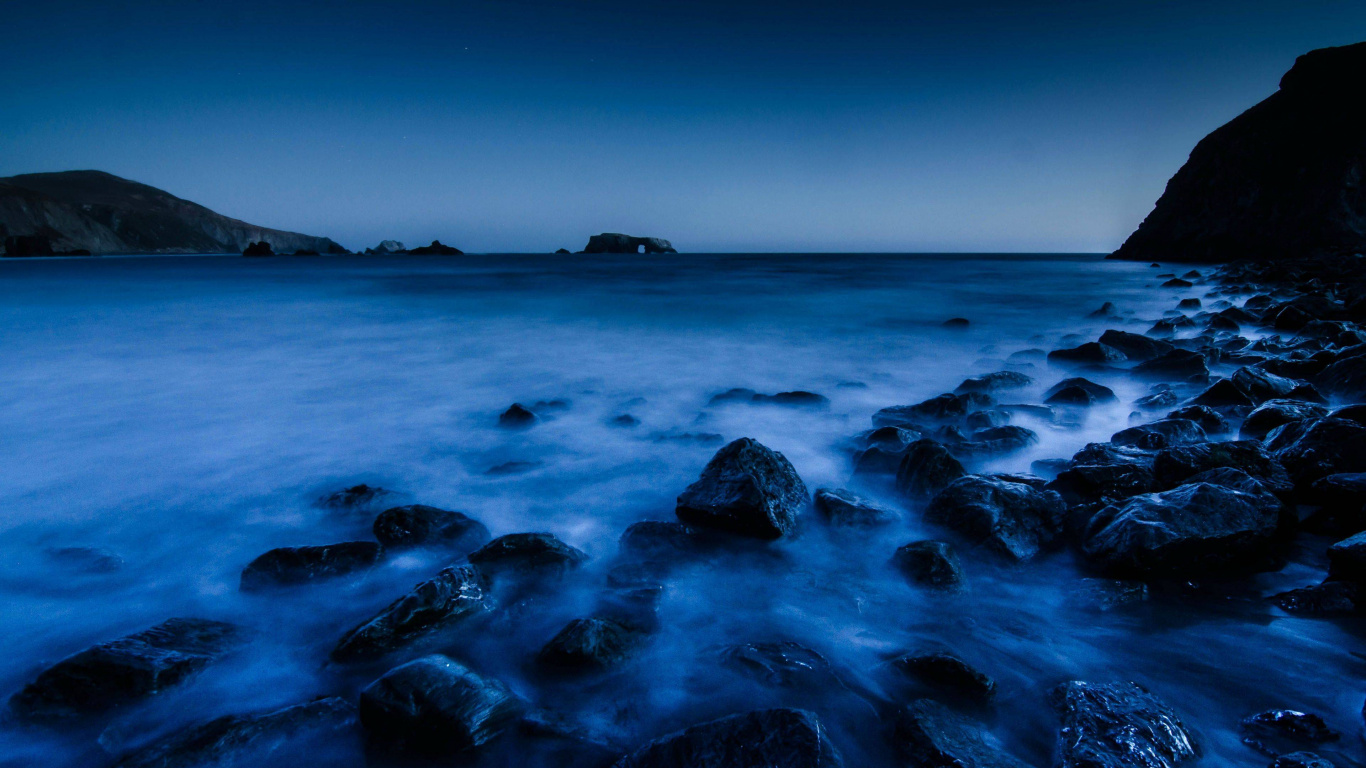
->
(1111, 42, 1366, 263)
(0, 171, 346, 255)
(580, 233, 677, 254)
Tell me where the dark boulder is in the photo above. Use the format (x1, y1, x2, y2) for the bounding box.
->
(1327, 531, 1366, 582)
(373, 505, 490, 550)
(1132, 350, 1210, 380)
(1069, 442, 1156, 469)
(1305, 473, 1366, 534)
(1048, 342, 1127, 366)
(1239, 710, 1339, 756)
(10, 618, 246, 719)
(891, 540, 965, 590)
(1081, 472, 1285, 576)
(752, 391, 830, 408)
(498, 403, 537, 428)
(889, 652, 996, 703)
(1271, 752, 1335, 768)
(925, 476, 1066, 562)
(893, 699, 1029, 768)
(538, 617, 644, 671)
(1271, 581, 1361, 616)
(467, 533, 588, 578)
(240, 541, 382, 591)
(242, 241, 274, 257)
(1099, 330, 1175, 361)
(1266, 417, 1366, 489)
(1152, 441, 1293, 496)
(813, 488, 899, 527)
(619, 521, 710, 558)
(719, 641, 837, 689)
(1049, 681, 1198, 768)
(317, 483, 393, 511)
(955, 371, 1033, 393)
(1191, 379, 1255, 409)
(1136, 390, 1180, 411)
(1162, 278, 1194, 288)
(1044, 377, 1117, 406)
(359, 654, 521, 754)
(1315, 352, 1366, 400)
(612, 708, 843, 768)
(1168, 405, 1232, 435)
(961, 425, 1039, 455)
(1046, 464, 1155, 507)
(332, 565, 489, 662)
(407, 240, 463, 255)
(1111, 419, 1207, 450)
(675, 438, 809, 539)
(1241, 400, 1329, 440)
(1233, 367, 1307, 403)
(875, 393, 994, 426)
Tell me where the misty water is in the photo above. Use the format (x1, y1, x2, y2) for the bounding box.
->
(0, 253, 1360, 766)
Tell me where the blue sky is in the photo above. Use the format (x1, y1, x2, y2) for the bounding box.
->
(3, 0, 1363, 252)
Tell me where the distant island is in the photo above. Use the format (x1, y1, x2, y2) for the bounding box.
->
(579, 233, 677, 254)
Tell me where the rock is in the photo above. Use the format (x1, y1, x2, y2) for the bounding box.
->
(1305, 473, 1366, 534)
(619, 521, 710, 558)
(467, 533, 588, 578)
(538, 617, 644, 671)
(1177, 298, 1202, 309)
(893, 699, 1029, 768)
(943, 317, 971, 328)
(1191, 379, 1255, 408)
(1233, 367, 1306, 403)
(1266, 417, 1366, 489)
(1315, 352, 1366, 400)
(891, 540, 965, 590)
(499, 403, 538, 428)
(1168, 405, 1231, 435)
(581, 233, 677, 254)
(889, 652, 996, 703)
(675, 438, 808, 539)
(813, 488, 899, 527)
(359, 654, 521, 754)
(1132, 350, 1210, 380)
(1147, 317, 1195, 338)
(1049, 342, 1127, 366)
(3, 235, 54, 256)
(1108, 42, 1366, 263)
(1239, 710, 1340, 756)
(1069, 442, 1156, 468)
(486, 460, 542, 476)
(369, 240, 406, 254)
(875, 393, 994, 426)
(317, 483, 392, 511)
(610, 414, 641, 427)
(925, 476, 1066, 562)
(373, 505, 490, 550)
(1161, 278, 1193, 288)
(612, 708, 842, 768)
(292, 249, 319, 256)
(1271, 581, 1361, 615)
(719, 641, 836, 688)
(955, 371, 1033, 393)
(1241, 400, 1329, 440)
(112, 697, 356, 768)
(1069, 578, 1150, 612)
(1271, 752, 1335, 768)
(1152, 441, 1293, 495)
(46, 546, 124, 573)
(1044, 377, 1117, 405)
(1046, 464, 1154, 507)
(554, 247, 571, 254)
(407, 240, 462, 255)
(240, 541, 382, 591)
(752, 391, 830, 408)
(1136, 390, 1180, 411)
(1111, 419, 1207, 450)
(1081, 472, 1285, 576)
(331, 565, 489, 662)
(1049, 681, 1198, 768)
(10, 618, 246, 719)
(1327, 531, 1366, 582)
(242, 241, 274, 257)
(1089, 302, 1119, 318)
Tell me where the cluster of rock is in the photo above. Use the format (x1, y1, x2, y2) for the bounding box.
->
(360, 239, 464, 256)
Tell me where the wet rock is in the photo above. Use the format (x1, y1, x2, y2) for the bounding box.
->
(1049, 681, 1197, 768)
(1044, 377, 1118, 406)
(1240, 400, 1329, 440)
(894, 699, 1029, 768)
(619, 521, 710, 558)
(889, 652, 996, 703)
(1191, 379, 1255, 408)
(1069, 578, 1150, 612)
(1177, 298, 1202, 309)
(46, 546, 124, 573)
(240, 541, 382, 591)
(1081, 472, 1285, 577)
(925, 476, 1066, 562)
(1069, 442, 1156, 469)
(943, 317, 971, 328)
(10, 618, 246, 719)
(813, 488, 900, 527)
(1099, 330, 1175, 362)
(875, 393, 994, 426)
(1232, 367, 1307, 404)
(317, 483, 393, 511)
(1266, 417, 1366, 489)
(720, 641, 836, 688)
(373, 504, 490, 550)
(538, 616, 644, 671)
(965, 410, 1012, 431)
(753, 391, 829, 408)
(499, 403, 538, 428)
(468, 533, 589, 578)
(1111, 419, 1207, 450)
(486, 460, 542, 476)
(1271, 581, 1361, 616)
(960, 425, 1039, 455)
(1148, 317, 1195, 338)
(1304, 473, 1366, 534)
(1330, 404, 1366, 426)
(1162, 278, 1193, 288)
(955, 371, 1033, 393)
(1133, 350, 1210, 380)
(674, 438, 808, 539)
(1315, 349, 1366, 400)
(1271, 752, 1335, 768)
(1046, 464, 1154, 507)
(1240, 710, 1339, 756)
(359, 654, 520, 754)
(1089, 302, 1120, 318)
(1168, 405, 1231, 435)
(1152, 441, 1292, 496)
(112, 697, 357, 768)
(1049, 342, 1127, 366)
(891, 540, 965, 590)
(610, 414, 641, 428)
(613, 708, 842, 768)
(1327, 531, 1366, 582)
(1136, 390, 1180, 411)
(332, 565, 489, 662)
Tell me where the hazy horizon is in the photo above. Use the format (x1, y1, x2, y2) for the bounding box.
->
(5, 0, 1364, 253)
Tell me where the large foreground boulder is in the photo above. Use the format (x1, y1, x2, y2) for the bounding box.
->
(1049, 681, 1198, 768)
(359, 654, 521, 754)
(612, 708, 842, 768)
(675, 438, 809, 539)
(1152, 441, 1293, 495)
(893, 699, 1029, 768)
(332, 565, 489, 662)
(1266, 417, 1366, 489)
(10, 618, 246, 719)
(925, 476, 1066, 562)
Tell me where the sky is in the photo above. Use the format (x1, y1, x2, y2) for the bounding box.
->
(2, 0, 1364, 253)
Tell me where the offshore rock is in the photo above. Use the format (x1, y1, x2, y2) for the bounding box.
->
(581, 233, 677, 254)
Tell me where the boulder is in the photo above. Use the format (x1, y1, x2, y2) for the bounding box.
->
(1233, 367, 1307, 403)
(752, 391, 830, 408)
(1304, 473, 1366, 534)
(925, 476, 1066, 562)
(1132, 350, 1210, 380)
(1266, 417, 1366, 489)
(1044, 377, 1117, 405)
(1111, 419, 1207, 450)
(538, 617, 644, 671)
(1191, 379, 1255, 408)
(1048, 342, 1127, 366)
(331, 565, 489, 662)
(359, 654, 521, 754)
(1046, 464, 1155, 507)
(955, 371, 1033, 393)
(1271, 581, 1361, 616)
(891, 540, 965, 590)
(893, 699, 1029, 768)
(1168, 405, 1232, 435)
(317, 483, 393, 511)
(1081, 472, 1286, 576)
(719, 641, 837, 688)
(1049, 681, 1198, 768)
(1315, 352, 1366, 400)
(961, 425, 1039, 455)
(1327, 531, 1366, 582)
(239, 541, 382, 591)
(499, 403, 537, 428)
(889, 652, 996, 703)
(1152, 441, 1293, 496)
(467, 533, 588, 578)
(1241, 400, 1329, 440)
(813, 488, 899, 527)
(1135, 390, 1179, 411)
(10, 618, 246, 719)
(1239, 710, 1340, 756)
(1098, 330, 1174, 362)
(875, 393, 994, 426)
(1271, 753, 1335, 768)
(1069, 442, 1156, 468)
(581, 233, 677, 254)
(612, 708, 842, 768)
(373, 505, 490, 550)
(675, 438, 809, 539)
(112, 697, 356, 768)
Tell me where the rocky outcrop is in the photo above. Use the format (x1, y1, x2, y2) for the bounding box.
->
(580, 233, 678, 254)
(0, 170, 346, 255)
(1110, 42, 1366, 262)
(613, 708, 842, 768)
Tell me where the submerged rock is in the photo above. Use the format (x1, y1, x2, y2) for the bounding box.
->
(498, 404, 538, 428)
(675, 438, 809, 539)
(612, 708, 842, 768)
(1049, 681, 1198, 768)
(720, 641, 836, 688)
(875, 393, 994, 426)
(239, 541, 382, 591)
(955, 371, 1033, 393)
(1266, 417, 1366, 489)
(373, 505, 490, 550)
(538, 616, 644, 671)
(359, 654, 521, 754)
(891, 540, 965, 590)
(1049, 342, 1127, 366)
(1111, 419, 1207, 450)
(889, 652, 996, 703)
(896, 440, 967, 501)
(1271, 581, 1361, 616)
(10, 618, 246, 719)
(1240, 709, 1340, 756)
(1099, 330, 1174, 362)
(467, 533, 588, 578)
(1271, 752, 1335, 768)
(317, 483, 393, 511)
(925, 476, 1066, 562)
(1132, 350, 1210, 381)
(332, 565, 489, 662)
(813, 488, 899, 527)
(894, 699, 1028, 768)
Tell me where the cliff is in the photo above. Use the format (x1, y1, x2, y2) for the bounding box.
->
(0, 171, 346, 256)
(1111, 41, 1366, 262)
(580, 233, 677, 254)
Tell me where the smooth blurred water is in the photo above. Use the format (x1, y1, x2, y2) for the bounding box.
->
(0, 253, 1360, 766)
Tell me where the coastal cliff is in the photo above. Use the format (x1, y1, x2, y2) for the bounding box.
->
(0, 171, 346, 256)
(1111, 41, 1366, 263)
